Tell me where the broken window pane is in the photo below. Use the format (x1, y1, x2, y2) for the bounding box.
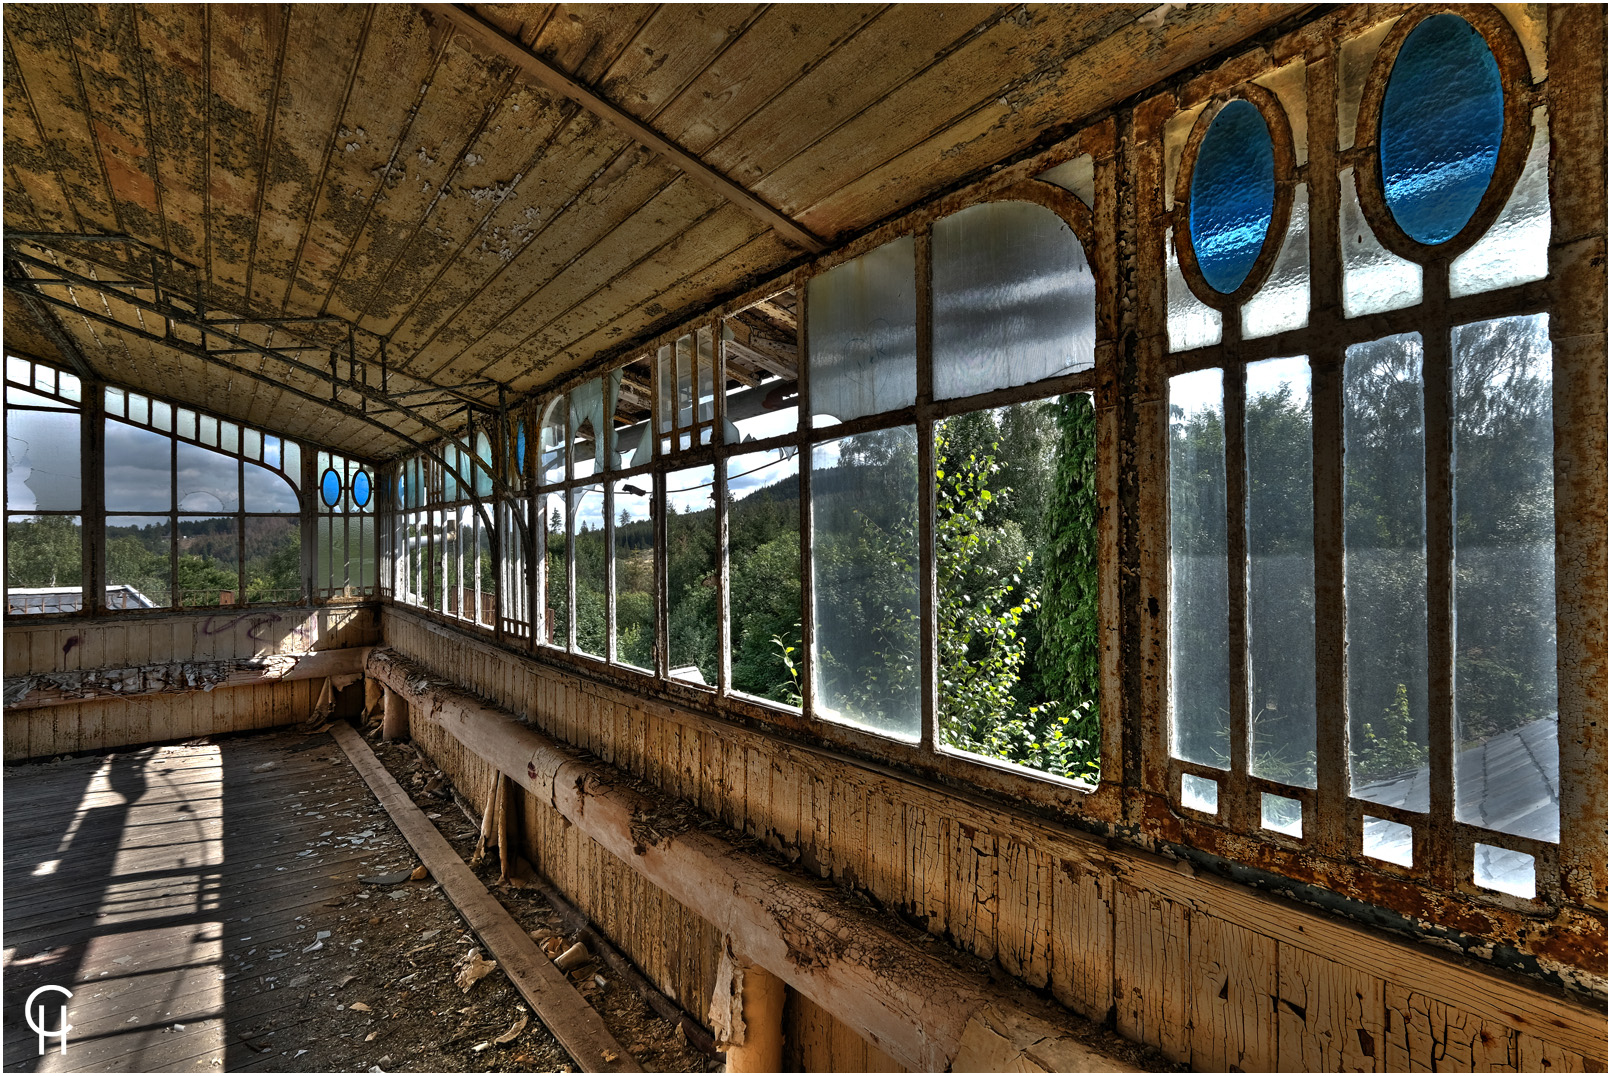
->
(1169, 369, 1230, 768)
(6, 410, 80, 511)
(1453, 314, 1557, 844)
(811, 426, 920, 740)
(723, 290, 800, 444)
(177, 441, 241, 513)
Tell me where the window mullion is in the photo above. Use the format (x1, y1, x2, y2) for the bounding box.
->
(914, 226, 937, 754)
(1224, 360, 1254, 832)
(1422, 259, 1458, 892)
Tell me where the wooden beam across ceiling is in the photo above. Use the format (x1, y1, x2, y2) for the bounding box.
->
(424, 3, 829, 255)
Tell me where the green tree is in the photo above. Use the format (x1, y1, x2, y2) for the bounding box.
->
(1036, 393, 1100, 774)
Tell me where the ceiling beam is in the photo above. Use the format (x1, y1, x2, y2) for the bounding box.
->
(425, 2, 828, 255)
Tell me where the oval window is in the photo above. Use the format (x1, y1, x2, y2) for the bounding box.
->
(516, 423, 528, 470)
(320, 467, 342, 508)
(352, 469, 372, 508)
(397, 473, 406, 505)
(1379, 14, 1504, 245)
(1188, 99, 1276, 294)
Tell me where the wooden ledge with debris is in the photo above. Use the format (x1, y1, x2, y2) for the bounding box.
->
(363, 646, 1152, 1073)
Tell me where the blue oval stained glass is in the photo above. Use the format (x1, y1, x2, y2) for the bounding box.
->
(516, 423, 528, 468)
(1379, 14, 1504, 245)
(397, 473, 405, 504)
(1188, 99, 1276, 294)
(320, 468, 342, 507)
(352, 469, 372, 508)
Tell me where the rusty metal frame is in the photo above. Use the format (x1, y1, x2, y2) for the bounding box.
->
(367, 2, 1604, 991)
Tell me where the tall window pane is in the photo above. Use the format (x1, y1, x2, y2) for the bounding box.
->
(1246, 357, 1316, 787)
(1453, 314, 1557, 843)
(936, 395, 1098, 782)
(1169, 369, 1230, 768)
(812, 427, 920, 740)
(105, 420, 172, 512)
(542, 493, 568, 647)
(245, 516, 302, 604)
(667, 466, 717, 686)
(1345, 333, 1430, 810)
(613, 479, 654, 670)
(573, 485, 606, 658)
(6, 410, 80, 511)
(178, 515, 238, 606)
(727, 447, 801, 706)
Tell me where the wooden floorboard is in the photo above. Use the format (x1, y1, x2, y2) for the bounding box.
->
(0, 730, 433, 1074)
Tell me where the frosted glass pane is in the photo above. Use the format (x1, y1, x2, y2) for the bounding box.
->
(198, 414, 218, 447)
(727, 447, 801, 706)
(1037, 154, 1094, 207)
(58, 372, 82, 403)
(1380, 14, 1504, 245)
(1363, 816, 1414, 867)
(219, 421, 239, 455)
(175, 408, 196, 441)
(1451, 108, 1549, 296)
(603, 369, 624, 471)
(571, 379, 604, 480)
(1474, 844, 1535, 899)
(656, 344, 674, 434)
(243, 427, 262, 460)
(697, 327, 715, 430)
(539, 396, 566, 486)
(675, 335, 694, 431)
(127, 392, 149, 426)
(1246, 357, 1315, 787)
(177, 441, 240, 513)
(474, 431, 493, 497)
(1261, 792, 1303, 837)
(1242, 184, 1311, 340)
(105, 420, 172, 511)
(667, 466, 717, 687)
(573, 485, 605, 657)
(6, 410, 80, 511)
(807, 237, 917, 425)
(1168, 369, 1229, 767)
(1342, 167, 1421, 318)
(1453, 314, 1557, 844)
(6, 356, 29, 384)
(104, 385, 125, 418)
(1167, 232, 1221, 352)
(151, 401, 172, 433)
(1181, 773, 1219, 814)
(282, 441, 300, 487)
(1345, 333, 1430, 812)
(612, 479, 654, 671)
(812, 427, 920, 740)
(932, 201, 1095, 400)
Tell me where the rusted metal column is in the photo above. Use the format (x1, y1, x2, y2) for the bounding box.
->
(382, 684, 408, 741)
(1548, 2, 1608, 912)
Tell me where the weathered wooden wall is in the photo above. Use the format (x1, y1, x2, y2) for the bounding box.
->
(384, 607, 1605, 1073)
(3, 606, 379, 760)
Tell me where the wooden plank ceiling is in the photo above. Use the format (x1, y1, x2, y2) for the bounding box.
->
(3, 2, 1298, 460)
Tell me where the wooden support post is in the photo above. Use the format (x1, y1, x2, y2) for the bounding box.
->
(710, 939, 785, 1073)
(382, 685, 408, 741)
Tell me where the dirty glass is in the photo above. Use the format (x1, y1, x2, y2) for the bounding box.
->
(932, 201, 1095, 399)
(1246, 357, 1316, 787)
(1241, 184, 1310, 339)
(1345, 333, 1430, 812)
(1188, 99, 1275, 293)
(811, 426, 920, 740)
(1341, 167, 1421, 317)
(1380, 14, 1504, 245)
(807, 237, 917, 427)
(1452, 314, 1557, 844)
(1168, 368, 1230, 768)
(1451, 108, 1550, 296)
